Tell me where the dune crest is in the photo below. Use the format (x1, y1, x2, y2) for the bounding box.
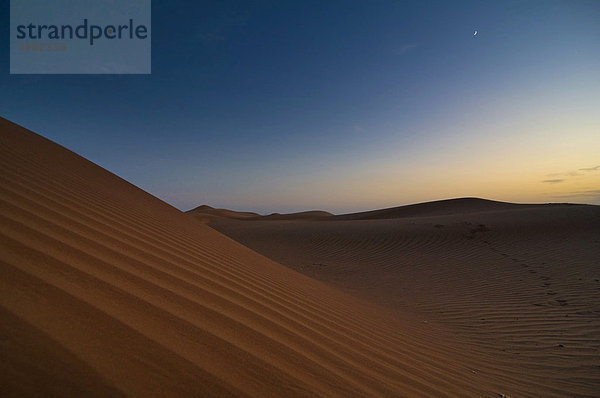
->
(333, 197, 543, 220)
(186, 205, 332, 222)
(187, 205, 261, 223)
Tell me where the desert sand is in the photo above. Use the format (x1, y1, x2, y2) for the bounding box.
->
(1, 116, 598, 397)
(0, 118, 502, 397)
(212, 200, 600, 397)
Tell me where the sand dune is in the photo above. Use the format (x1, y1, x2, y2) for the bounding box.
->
(259, 210, 333, 221)
(186, 205, 332, 222)
(187, 204, 261, 223)
(333, 197, 542, 220)
(0, 117, 508, 396)
(213, 203, 600, 397)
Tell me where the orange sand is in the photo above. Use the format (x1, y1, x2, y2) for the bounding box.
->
(1, 117, 500, 396)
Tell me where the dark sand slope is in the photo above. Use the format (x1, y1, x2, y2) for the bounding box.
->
(0, 117, 501, 397)
(214, 202, 600, 397)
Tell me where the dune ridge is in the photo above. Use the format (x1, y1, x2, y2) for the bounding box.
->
(332, 197, 545, 220)
(188, 197, 560, 223)
(186, 205, 332, 222)
(259, 210, 333, 220)
(0, 117, 501, 396)
(187, 205, 261, 223)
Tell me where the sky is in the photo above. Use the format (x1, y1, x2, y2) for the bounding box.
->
(1, 0, 599, 214)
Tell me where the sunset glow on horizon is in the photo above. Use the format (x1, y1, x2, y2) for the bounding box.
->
(1, 1, 598, 214)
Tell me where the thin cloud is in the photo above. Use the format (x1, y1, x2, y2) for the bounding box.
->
(551, 189, 600, 199)
(544, 164, 597, 180)
(578, 189, 600, 196)
(542, 179, 564, 184)
(396, 43, 419, 55)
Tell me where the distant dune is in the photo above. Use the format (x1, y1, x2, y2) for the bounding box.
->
(259, 210, 333, 220)
(333, 197, 542, 220)
(187, 204, 261, 222)
(213, 200, 600, 397)
(0, 117, 505, 396)
(186, 206, 332, 222)
(190, 197, 554, 223)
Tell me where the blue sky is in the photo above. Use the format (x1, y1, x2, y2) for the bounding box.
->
(1, 0, 599, 213)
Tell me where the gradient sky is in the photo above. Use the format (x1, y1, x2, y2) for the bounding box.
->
(1, 0, 599, 213)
